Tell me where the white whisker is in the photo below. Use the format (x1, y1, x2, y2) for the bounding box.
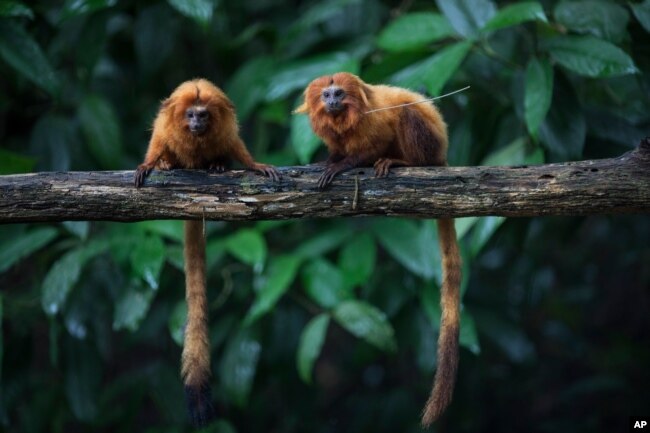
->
(364, 86, 470, 114)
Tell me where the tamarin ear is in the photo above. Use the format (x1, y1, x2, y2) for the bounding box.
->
(160, 97, 173, 110)
(359, 84, 371, 108)
(293, 101, 309, 114)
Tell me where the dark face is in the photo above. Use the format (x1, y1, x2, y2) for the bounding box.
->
(185, 106, 210, 135)
(321, 86, 346, 114)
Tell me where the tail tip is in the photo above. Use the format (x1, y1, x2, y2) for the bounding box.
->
(184, 382, 216, 428)
(420, 399, 448, 429)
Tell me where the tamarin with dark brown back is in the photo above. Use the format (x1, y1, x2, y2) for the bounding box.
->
(295, 72, 461, 427)
(134, 78, 279, 426)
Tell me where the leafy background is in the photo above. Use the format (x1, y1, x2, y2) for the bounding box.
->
(1, 0, 649, 432)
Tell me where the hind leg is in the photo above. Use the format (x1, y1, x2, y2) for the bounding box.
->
(374, 158, 409, 177)
(397, 107, 447, 167)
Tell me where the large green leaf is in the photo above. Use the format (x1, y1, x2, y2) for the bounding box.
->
(113, 285, 154, 332)
(167, 0, 214, 25)
(524, 57, 554, 136)
(130, 235, 166, 290)
(436, 0, 496, 39)
(0, 20, 59, 95)
(244, 254, 302, 325)
(373, 219, 441, 282)
(483, 2, 547, 32)
(333, 300, 397, 352)
(291, 109, 321, 164)
(42, 240, 112, 316)
(390, 41, 472, 96)
(377, 13, 455, 52)
(301, 259, 351, 309)
(543, 36, 637, 78)
(296, 314, 330, 384)
(0, 227, 58, 273)
(554, 0, 629, 43)
(225, 229, 267, 271)
(337, 232, 376, 288)
(631, 0, 650, 32)
(0, 1, 33, 18)
(78, 95, 122, 169)
(219, 328, 261, 407)
(266, 53, 360, 101)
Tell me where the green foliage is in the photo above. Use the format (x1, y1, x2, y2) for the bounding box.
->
(296, 313, 330, 383)
(0, 20, 59, 95)
(1, 0, 649, 432)
(524, 57, 554, 137)
(377, 12, 455, 51)
(543, 35, 637, 77)
(482, 2, 547, 32)
(0, 227, 57, 273)
(332, 300, 397, 352)
(219, 327, 261, 407)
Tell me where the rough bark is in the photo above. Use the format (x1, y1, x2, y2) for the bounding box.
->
(1, 140, 648, 223)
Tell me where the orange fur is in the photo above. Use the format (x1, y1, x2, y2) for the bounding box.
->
(134, 78, 279, 427)
(295, 72, 448, 188)
(135, 79, 279, 182)
(296, 72, 461, 426)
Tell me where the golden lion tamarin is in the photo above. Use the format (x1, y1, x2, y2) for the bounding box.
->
(295, 72, 461, 427)
(134, 78, 279, 426)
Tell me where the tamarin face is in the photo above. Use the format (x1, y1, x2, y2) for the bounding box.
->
(321, 85, 346, 113)
(303, 73, 369, 117)
(163, 80, 235, 140)
(184, 105, 210, 136)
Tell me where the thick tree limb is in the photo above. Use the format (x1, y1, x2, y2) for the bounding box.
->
(1, 140, 649, 223)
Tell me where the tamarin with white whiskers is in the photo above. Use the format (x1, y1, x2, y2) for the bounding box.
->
(295, 72, 461, 427)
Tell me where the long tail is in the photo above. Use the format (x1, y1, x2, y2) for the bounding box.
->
(182, 220, 214, 427)
(422, 218, 462, 427)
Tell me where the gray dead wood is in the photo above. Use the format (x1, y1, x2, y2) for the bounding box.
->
(1, 139, 648, 223)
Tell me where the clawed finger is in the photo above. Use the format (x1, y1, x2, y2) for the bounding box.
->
(268, 168, 281, 182)
(134, 167, 151, 187)
(257, 166, 280, 182)
(374, 161, 391, 177)
(317, 170, 334, 189)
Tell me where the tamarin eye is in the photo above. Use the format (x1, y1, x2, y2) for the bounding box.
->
(323, 91, 330, 98)
(334, 89, 343, 97)
(185, 110, 194, 119)
(197, 111, 208, 119)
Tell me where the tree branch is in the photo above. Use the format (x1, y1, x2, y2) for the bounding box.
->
(1, 140, 649, 223)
